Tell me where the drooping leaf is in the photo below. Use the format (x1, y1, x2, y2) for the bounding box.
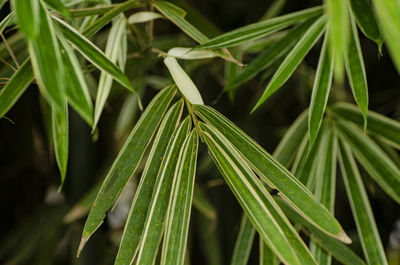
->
(115, 99, 183, 265)
(161, 130, 198, 265)
(164, 56, 204, 105)
(43, 0, 71, 18)
(58, 37, 93, 126)
(194, 105, 347, 241)
(344, 17, 369, 130)
(11, 0, 40, 38)
(29, 1, 65, 110)
(135, 117, 192, 265)
(329, 103, 400, 150)
(94, 16, 127, 129)
(335, 119, 400, 204)
(253, 15, 326, 111)
(52, 99, 69, 188)
(0, 59, 34, 118)
(193, 6, 323, 49)
(230, 215, 256, 265)
(308, 34, 333, 147)
(200, 122, 317, 265)
(78, 86, 176, 254)
(53, 17, 135, 93)
(225, 18, 316, 92)
(372, 0, 400, 74)
(348, 0, 383, 48)
(338, 140, 388, 265)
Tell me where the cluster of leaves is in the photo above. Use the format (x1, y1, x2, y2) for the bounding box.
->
(0, 0, 399, 264)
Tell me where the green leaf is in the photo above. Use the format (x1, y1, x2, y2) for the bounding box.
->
(372, 0, 400, 74)
(29, 0, 65, 110)
(344, 17, 369, 130)
(348, 0, 383, 48)
(230, 215, 256, 265)
(58, 37, 93, 126)
(194, 105, 347, 241)
(259, 237, 278, 265)
(335, 119, 400, 204)
(94, 16, 127, 129)
(325, 0, 349, 83)
(161, 130, 198, 265)
(309, 130, 337, 265)
(53, 17, 135, 93)
(43, 0, 71, 18)
(276, 197, 366, 265)
(253, 15, 326, 111)
(69, 4, 131, 18)
(0, 13, 14, 35)
(12, 0, 40, 38)
(82, 0, 139, 38)
(273, 110, 308, 168)
(154, 1, 208, 43)
(115, 99, 184, 265)
(193, 6, 323, 49)
(136, 117, 192, 265)
(308, 34, 333, 147)
(199, 122, 317, 265)
(193, 185, 217, 221)
(78, 86, 176, 254)
(0, 59, 34, 118)
(52, 99, 68, 188)
(128, 11, 164, 24)
(329, 103, 400, 150)
(225, 18, 316, 92)
(338, 140, 388, 265)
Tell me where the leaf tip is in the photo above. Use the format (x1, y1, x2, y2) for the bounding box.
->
(77, 236, 89, 257)
(338, 229, 352, 244)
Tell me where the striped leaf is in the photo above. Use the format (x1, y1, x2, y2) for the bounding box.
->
(344, 17, 369, 130)
(78, 86, 176, 255)
(259, 237, 278, 265)
(335, 119, 400, 204)
(161, 130, 198, 265)
(115, 99, 184, 265)
(128, 11, 163, 24)
(12, 0, 40, 38)
(193, 6, 323, 49)
(0, 13, 14, 35)
(136, 117, 192, 265)
(0, 59, 34, 118)
(338, 140, 388, 265)
(168, 47, 218, 60)
(29, 1, 65, 110)
(43, 0, 71, 17)
(308, 34, 333, 147)
(200, 122, 317, 265)
(194, 105, 347, 241)
(253, 16, 326, 111)
(230, 215, 256, 265)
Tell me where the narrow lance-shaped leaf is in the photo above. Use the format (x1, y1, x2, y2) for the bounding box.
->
(58, 37, 93, 126)
(161, 130, 199, 265)
(309, 130, 337, 265)
(253, 16, 326, 111)
(276, 197, 367, 265)
(259, 237, 279, 265)
(0, 59, 34, 118)
(78, 86, 176, 254)
(308, 33, 333, 147)
(193, 6, 323, 49)
(335, 119, 400, 204)
(128, 11, 163, 24)
(338, 140, 388, 265)
(52, 99, 68, 188)
(115, 99, 184, 265)
(344, 17, 369, 130)
(193, 185, 217, 221)
(43, 0, 71, 18)
(230, 215, 256, 265)
(29, 1, 65, 110)
(372, 0, 400, 74)
(329, 103, 400, 150)
(225, 18, 317, 92)
(164, 56, 204, 105)
(199, 122, 317, 265)
(94, 16, 126, 129)
(0, 13, 14, 35)
(136, 117, 192, 265)
(348, 0, 383, 48)
(168, 47, 218, 60)
(53, 17, 135, 94)
(325, 0, 349, 83)
(11, 0, 40, 38)
(194, 105, 347, 242)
